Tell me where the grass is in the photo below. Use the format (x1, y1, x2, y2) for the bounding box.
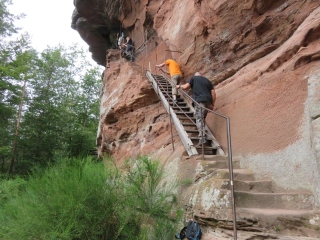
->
(273, 224, 282, 232)
(0, 155, 180, 240)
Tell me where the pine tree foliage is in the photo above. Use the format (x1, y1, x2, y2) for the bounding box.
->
(0, 0, 102, 176)
(0, 156, 180, 240)
(0, 0, 24, 37)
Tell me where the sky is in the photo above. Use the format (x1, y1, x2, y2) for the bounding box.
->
(8, 0, 96, 65)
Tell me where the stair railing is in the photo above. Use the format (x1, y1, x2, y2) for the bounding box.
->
(152, 68, 238, 240)
(156, 68, 225, 153)
(146, 70, 198, 156)
(177, 86, 227, 152)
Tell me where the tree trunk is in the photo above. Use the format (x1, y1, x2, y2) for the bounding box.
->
(7, 79, 26, 179)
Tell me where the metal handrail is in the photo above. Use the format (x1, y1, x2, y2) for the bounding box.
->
(157, 69, 225, 151)
(155, 68, 237, 240)
(158, 72, 214, 147)
(178, 87, 227, 150)
(147, 71, 198, 156)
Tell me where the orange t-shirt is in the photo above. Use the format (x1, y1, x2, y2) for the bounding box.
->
(165, 59, 182, 77)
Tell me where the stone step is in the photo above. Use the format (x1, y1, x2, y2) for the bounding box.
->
(206, 179, 273, 193)
(207, 168, 255, 181)
(236, 208, 320, 234)
(196, 155, 233, 161)
(235, 191, 314, 210)
(201, 159, 241, 169)
(234, 180, 273, 193)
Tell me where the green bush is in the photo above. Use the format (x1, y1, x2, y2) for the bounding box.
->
(0, 156, 180, 239)
(123, 155, 181, 239)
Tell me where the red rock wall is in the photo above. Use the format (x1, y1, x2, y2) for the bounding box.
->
(74, 0, 320, 206)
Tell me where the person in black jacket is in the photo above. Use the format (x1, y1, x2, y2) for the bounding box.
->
(123, 36, 134, 62)
(177, 72, 216, 145)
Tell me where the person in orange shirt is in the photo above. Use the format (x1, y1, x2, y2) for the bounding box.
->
(156, 59, 183, 103)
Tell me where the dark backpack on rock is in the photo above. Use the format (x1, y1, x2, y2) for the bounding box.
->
(175, 220, 202, 240)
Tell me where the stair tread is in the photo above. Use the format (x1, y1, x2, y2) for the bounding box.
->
(195, 146, 217, 149)
(176, 113, 193, 116)
(235, 179, 271, 183)
(190, 136, 209, 138)
(235, 190, 312, 195)
(202, 159, 240, 163)
(215, 168, 253, 173)
(175, 111, 193, 114)
(237, 208, 315, 215)
(179, 117, 196, 120)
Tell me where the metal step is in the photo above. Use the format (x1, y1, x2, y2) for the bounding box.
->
(195, 145, 216, 150)
(172, 106, 190, 111)
(175, 111, 193, 116)
(178, 117, 196, 120)
(181, 122, 196, 126)
(185, 129, 198, 133)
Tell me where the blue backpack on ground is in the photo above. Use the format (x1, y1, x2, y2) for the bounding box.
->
(175, 220, 202, 239)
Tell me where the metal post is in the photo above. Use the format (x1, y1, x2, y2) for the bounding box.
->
(201, 107, 204, 158)
(167, 76, 175, 151)
(226, 117, 237, 240)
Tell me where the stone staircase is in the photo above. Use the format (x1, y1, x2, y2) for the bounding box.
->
(194, 155, 319, 236)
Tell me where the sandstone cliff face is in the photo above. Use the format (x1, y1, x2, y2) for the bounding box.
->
(73, 0, 320, 236)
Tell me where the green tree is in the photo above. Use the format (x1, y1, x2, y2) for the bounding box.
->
(16, 46, 101, 171)
(0, 0, 102, 176)
(0, 33, 36, 178)
(7, 46, 38, 177)
(69, 67, 101, 156)
(0, 0, 23, 37)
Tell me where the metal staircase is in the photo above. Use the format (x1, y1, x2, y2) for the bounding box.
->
(146, 71, 223, 156)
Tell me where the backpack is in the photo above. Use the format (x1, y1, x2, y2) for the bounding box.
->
(175, 220, 202, 240)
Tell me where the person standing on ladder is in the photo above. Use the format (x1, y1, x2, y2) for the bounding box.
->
(123, 36, 134, 62)
(156, 59, 183, 103)
(176, 72, 216, 146)
(117, 32, 125, 50)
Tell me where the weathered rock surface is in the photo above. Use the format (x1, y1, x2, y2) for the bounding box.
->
(72, 0, 320, 238)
